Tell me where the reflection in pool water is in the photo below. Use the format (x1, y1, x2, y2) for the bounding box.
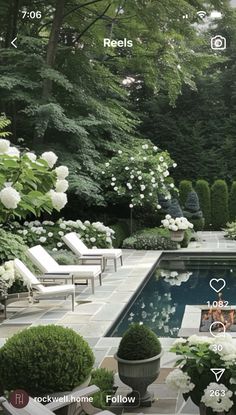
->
(108, 257, 236, 337)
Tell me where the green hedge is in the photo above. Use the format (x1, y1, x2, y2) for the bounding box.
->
(196, 180, 211, 228)
(90, 368, 114, 409)
(179, 180, 193, 206)
(229, 181, 236, 221)
(123, 228, 179, 250)
(211, 180, 229, 229)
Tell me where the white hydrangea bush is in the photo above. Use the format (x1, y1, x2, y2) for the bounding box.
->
(166, 334, 236, 410)
(161, 215, 193, 231)
(103, 139, 177, 209)
(0, 261, 15, 296)
(8, 219, 115, 251)
(0, 139, 69, 222)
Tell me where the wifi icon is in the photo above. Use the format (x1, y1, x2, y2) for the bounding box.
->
(197, 10, 207, 19)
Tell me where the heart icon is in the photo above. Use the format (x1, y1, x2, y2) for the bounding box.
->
(209, 278, 226, 293)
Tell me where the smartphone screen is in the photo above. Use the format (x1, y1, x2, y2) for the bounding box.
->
(0, 1, 236, 414)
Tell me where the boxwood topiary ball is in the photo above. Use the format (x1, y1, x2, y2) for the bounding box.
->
(0, 325, 94, 396)
(117, 323, 162, 360)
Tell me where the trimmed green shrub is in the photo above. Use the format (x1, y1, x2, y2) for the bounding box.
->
(179, 180, 193, 206)
(90, 368, 114, 409)
(211, 180, 229, 230)
(117, 323, 162, 360)
(122, 228, 178, 250)
(0, 325, 94, 396)
(229, 181, 236, 221)
(223, 222, 236, 240)
(183, 191, 205, 230)
(0, 229, 29, 265)
(196, 180, 211, 228)
(167, 198, 183, 218)
(110, 222, 129, 248)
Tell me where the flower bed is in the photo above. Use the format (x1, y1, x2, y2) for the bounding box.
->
(6, 219, 115, 251)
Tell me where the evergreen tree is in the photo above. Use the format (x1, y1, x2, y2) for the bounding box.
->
(179, 180, 193, 207)
(211, 180, 229, 230)
(196, 180, 211, 228)
(167, 198, 183, 218)
(229, 181, 236, 221)
(183, 190, 204, 230)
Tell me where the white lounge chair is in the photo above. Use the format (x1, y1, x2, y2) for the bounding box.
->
(14, 259, 75, 311)
(27, 245, 102, 294)
(63, 232, 123, 271)
(0, 385, 117, 414)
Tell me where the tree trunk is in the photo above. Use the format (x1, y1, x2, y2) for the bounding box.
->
(42, 0, 65, 99)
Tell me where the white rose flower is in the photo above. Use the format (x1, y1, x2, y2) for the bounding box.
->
(114, 187, 118, 191)
(25, 152, 37, 162)
(39, 237, 46, 243)
(55, 165, 69, 179)
(125, 166, 129, 170)
(0, 139, 10, 153)
(118, 150, 122, 154)
(57, 242, 63, 248)
(58, 231, 64, 236)
(170, 183, 175, 188)
(157, 204, 161, 209)
(165, 214, 171, 220)
(153, 146, 158, 151)
(105, 162, 110, 167)
(55, 179, 69, 193)
(48, 190, 67, 211)
(111, 177, 116, 181)
(41, 151, 58, 168)
(173, 163, 177, 168)
(52, 248, 58, 252)
(90, 237, 96, 243)
(129, 204, 134, 208)
(59, 223, 66, 229)
(0, 186, 21, 209)
(48, 232, 53, 237)
(140, 194, 144, 199)
(140, 185, 146, 191)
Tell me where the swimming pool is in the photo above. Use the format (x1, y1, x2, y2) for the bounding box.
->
(107, 255, 236, 337)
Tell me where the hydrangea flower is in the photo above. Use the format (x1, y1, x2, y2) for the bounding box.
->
(201, 383, 233, 412)
(41, 151, 58, 168)
(55, 165, 69, 179)
(7, 147, 20, 158)
(25, 152, 37, 162)
(55, 179, 69, 193)
(0, 139, 10, 154)
(166, 369, 195, 393)
(0, 186, 21, 209)
(48, 190, 67, 211)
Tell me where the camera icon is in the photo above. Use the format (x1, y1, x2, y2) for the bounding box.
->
(211, 35, 226, 50)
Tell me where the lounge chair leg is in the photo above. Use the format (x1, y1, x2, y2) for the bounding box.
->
(91, 278, 95, 294)
(120, 255, 123, 266)
(99, 273, 102, 286)
(114, 258, 117, 272)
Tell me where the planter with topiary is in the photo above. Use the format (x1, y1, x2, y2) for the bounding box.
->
(114, 323, 162, 407)
(0, 325, 94, 415)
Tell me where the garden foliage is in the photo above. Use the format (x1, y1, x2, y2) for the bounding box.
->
(179, 180, 193, 206)
(117, 323, 162, 360)
(0, 325, 94, 395)
(183, 191, 205, 231)
(229, 181, 236, 221)
(122, 228, 178, 250)
(195, 180, 211, 228)
(211, 180, 229, 229)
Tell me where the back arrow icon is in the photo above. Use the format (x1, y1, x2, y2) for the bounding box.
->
(11, 37, 17, 48)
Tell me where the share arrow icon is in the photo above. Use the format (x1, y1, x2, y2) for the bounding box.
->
(210, 368, 225, 382)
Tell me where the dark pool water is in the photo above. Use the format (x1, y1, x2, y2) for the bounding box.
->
(108, 256, 236, 337)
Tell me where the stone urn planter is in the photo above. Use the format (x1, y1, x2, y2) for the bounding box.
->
(170, 230, 184, 242)
(114, 351, 162, 406)
(115, 323, 162, 407)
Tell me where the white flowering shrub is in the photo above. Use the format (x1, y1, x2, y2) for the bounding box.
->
(103, 139, 177, 209)
(8, 219, 115, 251)
(0, 139, 69, 222)
(166, 334, 236, 410)
(161, 214, 193, 231)
(0, 261, 15, 296)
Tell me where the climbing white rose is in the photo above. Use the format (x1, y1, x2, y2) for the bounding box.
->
(41, 151, 58, 168)
(39, 237, 46, 243)
(55, 179, 69, 193)
(0, 186, 21, 209)
(55, 165, 69, 179)
(48, 190, 67, 211)
(25, 152, 37, 162)
(0, 139, 10, 153)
